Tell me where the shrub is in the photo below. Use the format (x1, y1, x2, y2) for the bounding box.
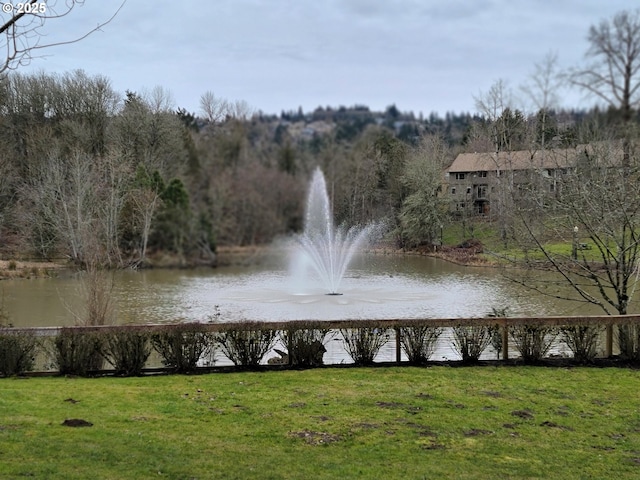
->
(617, 323, 640, 362)
(151, 323, 215, 373)
(561, 324, 603, 363)
(280, 327, 330, 367)
(0, 329, 38, 376)
(399, 325, 441, 365)
(102, 328, 152, 376)
(53, 328, 104, 376)
(510, 324, 558, 363)
(68, 266, 115, 327)
(452, 324, 494, 363)
(217, 322, 277, 368)
(487, 307, 510, 360)
(489, 327, 504, 360)
(0, 290, 11, 327)
(340, 327, 390, 366)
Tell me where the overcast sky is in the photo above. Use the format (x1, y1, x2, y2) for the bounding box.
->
(10, 0, 636, 117)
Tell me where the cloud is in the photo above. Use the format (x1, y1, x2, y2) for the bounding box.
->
(13, 0, 639, 115)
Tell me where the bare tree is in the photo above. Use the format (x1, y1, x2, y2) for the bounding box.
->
(569, 9, 640, 124)
(96, 152, 130, 267)
(143, 85, 175, 114)
(522, 52, 562, 112)
(129, 184, 161, 266)
(199, 90, 229, 124)
(474, 80, 522, 245)
(110, 90, 188, 178)
(506, 10, 640, 357)
(0, 0, 126, 74)
(200, 91, 254, 123)
(514, 141, 638, 313)
(521, 51, 563, 151)
(226, 99, 254, 121)
(474, 79, 513, 153)
(26, 152, 97, 263)
(507, 136, 640, 356)
(23, 150, 130, 266)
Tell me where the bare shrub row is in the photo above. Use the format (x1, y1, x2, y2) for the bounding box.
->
(0, 320, 637, 377)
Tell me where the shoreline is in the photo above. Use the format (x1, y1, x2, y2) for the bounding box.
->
(0, 259, 68, 280)
(0, 245, 497, 280)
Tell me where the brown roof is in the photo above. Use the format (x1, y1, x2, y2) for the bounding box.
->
(448, 143, 623, 173)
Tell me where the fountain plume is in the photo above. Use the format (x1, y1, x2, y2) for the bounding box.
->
(296, 168, 376, 295)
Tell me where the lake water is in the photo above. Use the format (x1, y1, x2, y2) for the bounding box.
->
(1, 251, 606, 328)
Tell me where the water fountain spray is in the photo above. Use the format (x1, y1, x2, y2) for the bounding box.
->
(297, 168, 376, 295)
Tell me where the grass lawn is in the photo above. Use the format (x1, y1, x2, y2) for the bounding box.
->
(1, 366, 640, 479)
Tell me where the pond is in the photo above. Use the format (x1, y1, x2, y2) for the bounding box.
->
(1, 251, 607, 329)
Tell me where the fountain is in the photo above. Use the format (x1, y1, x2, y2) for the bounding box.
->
(295, 167, 377, 295)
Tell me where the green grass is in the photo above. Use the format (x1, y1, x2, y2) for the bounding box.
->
(491, 240, 603, 263)
(443, 221, 605, 264)
(1, 367, 640, 479)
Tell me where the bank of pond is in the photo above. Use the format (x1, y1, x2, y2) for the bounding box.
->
(1, 316, 640, 377)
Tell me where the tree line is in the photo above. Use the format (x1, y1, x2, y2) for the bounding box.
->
(0, 72, 633, 268)
(0, 9, 638, 276)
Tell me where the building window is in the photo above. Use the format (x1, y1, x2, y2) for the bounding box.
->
(478, 171, 487, 178)
(476, 185, 488, 198)
(455, 173, 466, 180)
(466, 187, 472, 194)
(451, 187, 456, 194)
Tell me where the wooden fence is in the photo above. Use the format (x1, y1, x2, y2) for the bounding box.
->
(2, 314, 639, 375)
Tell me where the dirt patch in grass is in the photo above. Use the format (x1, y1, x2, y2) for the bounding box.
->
(464, 428, 494, 437)
(62, 419, 93, 427)
(312, 415, 331, 422)
(353, 422, 379, 430)
(399, 420, 438, 438)
(289, 430, 341, 445)
(416, 393, 434, 400)
(482, 390, 502, 398)
(511, 409, 534, 420)
(421, 440, 446, 450)
(540, 421, 574, 431)
(375, 401, 422, 414)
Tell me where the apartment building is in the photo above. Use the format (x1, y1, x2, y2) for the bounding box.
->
(445, 148, 584, 215)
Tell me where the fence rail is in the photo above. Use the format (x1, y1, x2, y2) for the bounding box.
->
(1, 314, 639, 375)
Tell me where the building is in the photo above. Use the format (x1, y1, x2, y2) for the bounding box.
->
(444, 146, 611, 215)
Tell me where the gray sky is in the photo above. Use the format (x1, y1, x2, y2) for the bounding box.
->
(11, 0, 636, 116)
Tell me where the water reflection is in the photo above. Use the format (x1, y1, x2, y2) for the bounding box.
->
(1, 253, 609, 328)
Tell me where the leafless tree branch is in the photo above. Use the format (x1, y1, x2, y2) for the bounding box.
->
(0, 0, 126, 74)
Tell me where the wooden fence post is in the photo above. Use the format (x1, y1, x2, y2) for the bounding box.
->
(395, 327, 401, 363)
(501, 324, 509, 361)
(605, 324, 613, 357)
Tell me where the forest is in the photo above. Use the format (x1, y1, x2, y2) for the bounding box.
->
(0, 67, 634, 269)
(0, 7, 639, 276)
